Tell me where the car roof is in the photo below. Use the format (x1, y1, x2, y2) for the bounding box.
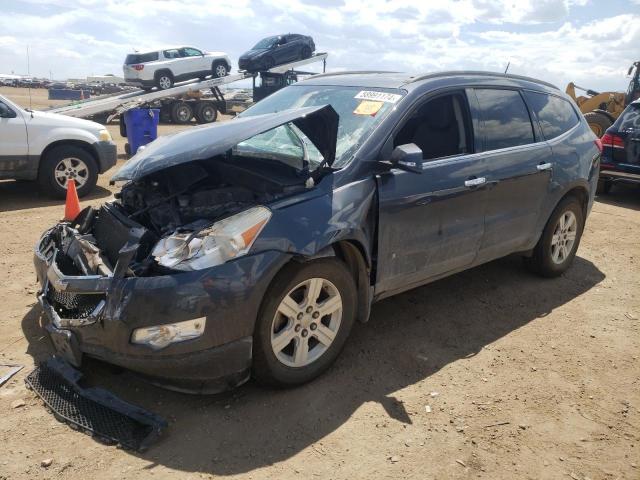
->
(301, 71, 559, 92)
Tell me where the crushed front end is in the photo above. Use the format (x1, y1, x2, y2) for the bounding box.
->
(33, 171, 289, 393)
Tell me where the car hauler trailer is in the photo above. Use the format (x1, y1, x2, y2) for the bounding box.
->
(47, 53, 328, 126)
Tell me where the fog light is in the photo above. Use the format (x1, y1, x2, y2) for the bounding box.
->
(131, 317, 206, 350)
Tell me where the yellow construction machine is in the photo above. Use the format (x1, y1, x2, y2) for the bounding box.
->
(566, 61, 640, 136)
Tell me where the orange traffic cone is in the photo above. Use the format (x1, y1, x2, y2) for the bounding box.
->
(64, 179, 81, 221)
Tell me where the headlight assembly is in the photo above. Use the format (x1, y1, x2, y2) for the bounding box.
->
(151, 206, 272, 271)
(98, 129, 112, 142)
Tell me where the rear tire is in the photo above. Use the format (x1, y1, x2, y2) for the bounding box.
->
(169, 101, 193, 124)
(596, 178, 612, 194)
(155, 71, 174, 90)
(252, 258, 356, 387)
(584, 111, 613, 137)
(37, 145, 98, 199)
(524, 196, 584, 277)
(194, 102, 218, 124)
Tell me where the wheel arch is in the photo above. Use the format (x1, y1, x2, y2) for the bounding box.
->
(39, 140, 99, 176)
(154, 68, 174, 80)
(278, 238, 373, 324)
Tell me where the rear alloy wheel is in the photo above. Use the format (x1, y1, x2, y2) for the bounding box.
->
(524, 196, 584, 277)
(38, 145, 98, 199)
(253, 258, 356, 387)
(156, 72, 173, 90)
(212, 61, 228, 78)
(194, 102, 218, 124)
(169, 102, 193, 124)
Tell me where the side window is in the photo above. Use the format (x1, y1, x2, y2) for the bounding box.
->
(475, 89, 534, 151)
(394, 93, 471, 160)
(524, 91, 579, 139)
(163, 49, 180, 59)
(181, 48, 202, 57)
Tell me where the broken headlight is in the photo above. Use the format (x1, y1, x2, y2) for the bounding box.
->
(131, 317, 206, 350)
(151, 206, 272, 271)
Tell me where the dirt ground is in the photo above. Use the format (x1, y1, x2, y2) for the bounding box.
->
(0, 87, 638, 480)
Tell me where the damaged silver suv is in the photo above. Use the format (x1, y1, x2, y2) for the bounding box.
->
(34, 72, 600, 393)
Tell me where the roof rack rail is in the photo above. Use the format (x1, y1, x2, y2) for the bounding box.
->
(406, 70, 559, 90)
(308, 70, 401, 80)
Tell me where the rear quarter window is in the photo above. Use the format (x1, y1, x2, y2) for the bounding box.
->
(616, 104, 640, 131)
(474, 88, 534, 151)
(125, 52, 159, 64)
(523, 91, 579, 139)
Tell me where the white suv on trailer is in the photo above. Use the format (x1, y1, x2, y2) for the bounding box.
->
(123, 47, 232, 90)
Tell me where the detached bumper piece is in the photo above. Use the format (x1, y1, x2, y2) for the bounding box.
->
(25, 357, 167, 451)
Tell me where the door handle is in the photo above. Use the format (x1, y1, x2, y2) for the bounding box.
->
(464, 177, 486, 187)
(537, 162, 553, 171)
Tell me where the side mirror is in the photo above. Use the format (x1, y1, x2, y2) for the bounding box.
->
(0, 102, 16, 119)
(390, 143, 424, 173)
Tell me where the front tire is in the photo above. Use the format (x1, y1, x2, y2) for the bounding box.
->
(252, 258, 356, 387)
(212, 61, 228, 78)
(524, 196, 584, 277)
(37, 145, 98, 199)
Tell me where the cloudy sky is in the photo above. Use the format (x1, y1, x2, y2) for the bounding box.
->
(1, 0, 638, 91)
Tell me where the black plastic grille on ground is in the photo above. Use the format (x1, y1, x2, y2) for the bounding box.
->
(25, 358, 167, 451)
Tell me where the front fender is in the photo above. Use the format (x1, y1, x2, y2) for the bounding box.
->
(253, 177, 376, 266)
(33, 128, 99, 156)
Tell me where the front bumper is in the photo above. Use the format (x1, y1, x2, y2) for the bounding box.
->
(33, 225, 289, 393)
(93, 140, 117, 173)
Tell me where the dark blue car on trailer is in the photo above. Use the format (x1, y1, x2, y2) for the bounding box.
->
(34, 71, 601, 393)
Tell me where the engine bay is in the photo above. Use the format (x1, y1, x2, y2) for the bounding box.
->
(46, 157, 310, 278)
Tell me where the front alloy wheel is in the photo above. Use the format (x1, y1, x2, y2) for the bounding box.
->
(271, 278, 343, 367)
(253, 258, 356, 387)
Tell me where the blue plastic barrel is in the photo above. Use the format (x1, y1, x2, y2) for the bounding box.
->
(123, 108, 160, 155)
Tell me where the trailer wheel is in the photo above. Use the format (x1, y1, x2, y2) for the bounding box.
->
(170, 102, 193, 124)
(195, 102, 218, 124)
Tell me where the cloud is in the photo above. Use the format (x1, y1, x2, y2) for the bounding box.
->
(0, 0, 637, 93)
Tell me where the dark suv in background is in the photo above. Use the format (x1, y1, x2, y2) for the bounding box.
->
(239, 34, 315, 71)
(598, 99, 640, 193)
(34, 71, 600, 393)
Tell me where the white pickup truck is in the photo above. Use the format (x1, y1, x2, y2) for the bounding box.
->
(0, 94, 117, 198)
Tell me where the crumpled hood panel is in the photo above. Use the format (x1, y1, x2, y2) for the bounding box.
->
(112, 104, 338, 182)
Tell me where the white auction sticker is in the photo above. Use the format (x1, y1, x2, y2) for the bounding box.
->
(354, 90, 402, 104)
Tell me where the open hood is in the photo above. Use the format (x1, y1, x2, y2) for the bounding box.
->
(112, 104, 338, 182)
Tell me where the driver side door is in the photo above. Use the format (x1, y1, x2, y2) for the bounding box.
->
(375, 91, 489, 297)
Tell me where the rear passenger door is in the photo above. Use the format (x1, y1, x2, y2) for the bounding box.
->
(470, 88, 554, 263)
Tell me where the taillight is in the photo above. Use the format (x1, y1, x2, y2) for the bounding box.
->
(601, 132, 624, 149)
(594, 138, 603, 153)
(133, 64, 144, 71)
